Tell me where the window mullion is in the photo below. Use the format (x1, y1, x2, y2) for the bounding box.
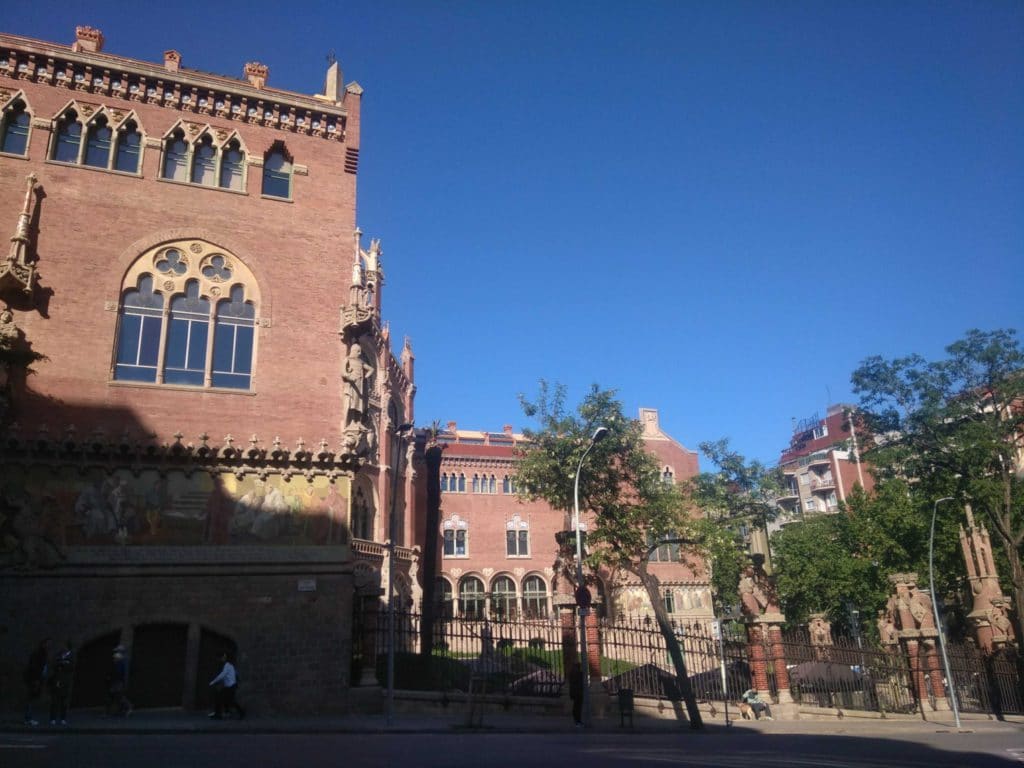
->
(76, 120, 86, 164)
(154, 301, 170, 384)
(203, 302, 215, 387)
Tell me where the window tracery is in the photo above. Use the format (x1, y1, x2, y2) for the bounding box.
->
(49, 102, 144, 172)
(159, 122, 249, 191)
(112, 239, 260, 391)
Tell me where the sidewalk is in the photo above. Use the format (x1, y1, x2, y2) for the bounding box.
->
(4, 707, 1022, 736)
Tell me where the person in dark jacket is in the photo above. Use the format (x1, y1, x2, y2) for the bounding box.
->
(23, 638, 50, 725)
(48, 645, 74, 725)
(107, 645, 132, 717)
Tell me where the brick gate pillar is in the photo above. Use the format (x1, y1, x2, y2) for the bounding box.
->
(923, 640, 949, 711)
(766, 623, 792, 704)
(746, 623, 770, 694)
(585, 609, 601, 683)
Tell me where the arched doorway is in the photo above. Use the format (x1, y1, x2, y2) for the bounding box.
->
(131, 623, 189, 708)
(71, 631, 121, 709)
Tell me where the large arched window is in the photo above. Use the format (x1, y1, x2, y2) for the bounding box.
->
(84, 115, 113, 168)
(262, 144, 292, 198)
(435, 577, 454, 618)
(459, 577, 485, 620)
(491, 576, 517, 620)
(523, 576, 548, 619)
(0, 99, 31, 155)
(112, 240, 260, 391)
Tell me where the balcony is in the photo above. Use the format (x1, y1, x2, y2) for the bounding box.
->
(807, 452, 831, 468)
(810, 475, 836, 491)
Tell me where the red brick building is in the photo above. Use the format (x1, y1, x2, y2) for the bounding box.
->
(0, 26, 418, 713)
(434, 408, 714, 628)
(773, 404, 872, 531)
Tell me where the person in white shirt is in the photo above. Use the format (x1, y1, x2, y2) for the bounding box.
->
(209, 652, 245, 720)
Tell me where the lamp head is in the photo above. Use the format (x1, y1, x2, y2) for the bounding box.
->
(591, 426, 609, 444)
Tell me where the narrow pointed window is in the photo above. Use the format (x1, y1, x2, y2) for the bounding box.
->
(212, 284, 256, 389)
(163, 280, 210, 386)
(53, 110, 82, 163)
(84, 115, 113, 168)
(114, 121, 141, 173)
(262, 145, 292, 198)
(114, 275, 164, 382)
(219, 139, 244, 190)
(0, 100, 30, 155)
(162, 129, 188, 181)
(191, 135, 216, 186)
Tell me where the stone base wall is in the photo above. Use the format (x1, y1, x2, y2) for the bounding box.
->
(0, 547, 353, 714)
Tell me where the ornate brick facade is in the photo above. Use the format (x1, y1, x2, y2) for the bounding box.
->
(0, 26, 417, 713)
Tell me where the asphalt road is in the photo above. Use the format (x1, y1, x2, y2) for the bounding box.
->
(1, 730, 1023, 768)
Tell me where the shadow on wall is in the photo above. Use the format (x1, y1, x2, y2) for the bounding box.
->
(71, 625, 238, 710)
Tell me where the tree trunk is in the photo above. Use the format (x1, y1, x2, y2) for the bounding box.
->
(632, 563, 703, 729)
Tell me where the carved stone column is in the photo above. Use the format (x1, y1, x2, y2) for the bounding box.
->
(886, 572, 946, 711)
(961, 504, 1016, 653)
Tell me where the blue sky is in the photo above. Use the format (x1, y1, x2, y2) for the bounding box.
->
(6, 2, 1022, 465)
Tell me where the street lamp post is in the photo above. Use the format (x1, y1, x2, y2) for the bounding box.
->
(929, 496, 962, 729)
(386, 422, 414, 727)
(573, 425, 608, 728)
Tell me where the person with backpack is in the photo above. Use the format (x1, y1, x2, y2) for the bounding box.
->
(48, 644, 74, 725)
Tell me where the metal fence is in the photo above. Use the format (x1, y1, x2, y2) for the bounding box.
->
(777, 630, 918, 714)
(364, 610, 569, 696)
(361, 608, 1022, 718)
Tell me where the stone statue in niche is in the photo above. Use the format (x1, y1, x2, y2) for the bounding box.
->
(988, 599, 1013, 640)
(738, 554, 782, 621)
(808, 613, 833, 646)
(342, 342, 374, 424)
(342, 342, 376, 457)
(906, 584, 936, 631)
(877, 609, 899, 646)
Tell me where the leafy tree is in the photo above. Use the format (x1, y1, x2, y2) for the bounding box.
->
(769, 481, 966, 637)
(687, 439, 784, 608)
(852, 328, 1024, 649)
(516, 381, 704, 729)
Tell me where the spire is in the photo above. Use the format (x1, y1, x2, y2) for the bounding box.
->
(1, 173, 38, 298)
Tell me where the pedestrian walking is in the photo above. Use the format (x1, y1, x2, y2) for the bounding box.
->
(209, 652, 245, 720)
(107, 645, 132, 717)
(48, 644, 74, 725)
(23, 638, 50, 725)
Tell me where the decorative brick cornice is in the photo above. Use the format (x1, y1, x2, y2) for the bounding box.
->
(0, 426, 371, 480)
(0, 33, 348, 142)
